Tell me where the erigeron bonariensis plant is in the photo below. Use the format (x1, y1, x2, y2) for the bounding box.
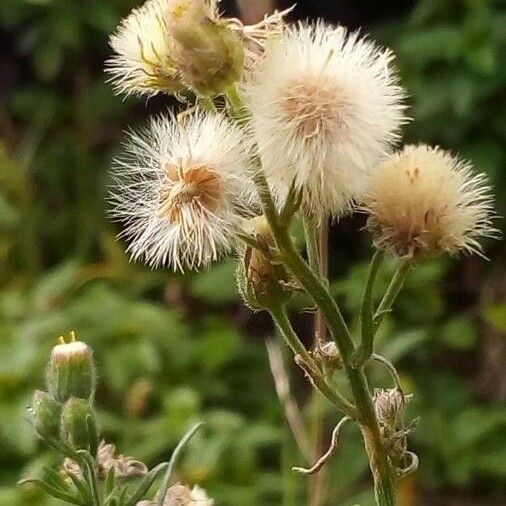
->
(105, 1, 497, 505)
(20, 332, 212, 506)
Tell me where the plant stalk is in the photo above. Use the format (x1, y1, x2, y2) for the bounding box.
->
(374, 259, 412, 329)
(228, 86, 397, 505)
(352, 250, 384, 367)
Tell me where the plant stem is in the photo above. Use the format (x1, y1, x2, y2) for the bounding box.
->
(353, 251, 384, 367)
(268, 303, 355, 416)
(303, 215, 329, 506)
(252, 156, 396, 505)
(374, 259, 412, 329)
(229, 87, 397, 505)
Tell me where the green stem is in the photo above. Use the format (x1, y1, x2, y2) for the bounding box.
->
(230, 86, 397, 506)
(374, 259, 412, 329)
(225, 83, 246, 119)
(303, 215, 319, 274)
(271, 228, 396, 506)
(269, 303, 355, 416)
(76, 451, 101, 506)
(352, 251, 384, 367)
(198, 95, 217, 113)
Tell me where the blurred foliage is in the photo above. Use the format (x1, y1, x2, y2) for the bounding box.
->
(0, 0, 505, 505)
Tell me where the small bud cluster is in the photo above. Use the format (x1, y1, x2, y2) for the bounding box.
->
(32, 333, 98, 453)
(313, 341, 343, 374)
(24, 334, 211, 505)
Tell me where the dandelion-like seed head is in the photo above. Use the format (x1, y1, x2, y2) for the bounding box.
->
(110, 111, 254, 271)
(364, 144, 497, 258)
(106, 0, 183, 97)
(106, 0, 243, 97)
(245, 22, 407, 216)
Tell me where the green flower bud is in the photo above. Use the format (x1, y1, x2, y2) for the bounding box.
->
(167, 0, 244, 95)
(237, 217, 291, 311)
(61, 398, 98, 451)
(46, 337, 96, 402)
(32, 390, 62, 440)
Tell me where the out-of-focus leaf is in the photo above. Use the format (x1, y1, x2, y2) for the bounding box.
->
(483, 303, 506, 332)
(439, 316, 477, 349)
(189, 261, 238, 305)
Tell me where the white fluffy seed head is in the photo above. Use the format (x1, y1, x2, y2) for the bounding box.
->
(245, 21, 408, 217)
(109, 111, 255, 271)
(106, 0, 183, 97)
(106, 0, 244, 97)
(363, 144, 497, 258)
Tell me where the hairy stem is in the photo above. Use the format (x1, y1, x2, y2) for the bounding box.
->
(353, 251, 384, 367)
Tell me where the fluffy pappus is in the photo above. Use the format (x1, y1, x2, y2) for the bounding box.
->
(245, 21, 408, 216)
(363, 144, 497, 258)
(109, 111, 255, 271)
(105, 0, 182, 97)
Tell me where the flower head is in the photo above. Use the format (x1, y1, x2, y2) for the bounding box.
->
(245, 22, 407, 216)
(46, 333, 96, 402)
(106, 0, 243, 97)
(106, 0, 183, 97)
(110, 111, 254, 271)
(363, 144, 497, 258)
(64, 440, 148, 480)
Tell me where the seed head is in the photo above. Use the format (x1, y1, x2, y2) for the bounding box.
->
(363, 144, 497, 258)
(110, 111, 255, 271)
(106, 0, 243, 97)
(245, 21, 407, 216)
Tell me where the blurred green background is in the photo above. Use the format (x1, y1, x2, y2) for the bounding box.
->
(0, 0, 505, 505)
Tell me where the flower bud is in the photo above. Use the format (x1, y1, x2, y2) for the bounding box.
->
(46, 338, 96, 402)
(31, 390, 62, 440)
(61, 397, 98, 451)
(237, 217, 291, 311)
(167, 0, 244, 95)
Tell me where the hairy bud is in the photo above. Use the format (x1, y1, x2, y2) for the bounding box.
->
(168, 2, 244, 96)
(237, 217, 291, 311)
(32, 390, 62, 440)
(61, 397, 98, 451)
(46, 337, 96, 402)
(373, 388, 404, 430)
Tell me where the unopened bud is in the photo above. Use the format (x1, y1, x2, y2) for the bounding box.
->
(46, 337, 96, 402)
(61, 397, 98, 451)
(237, 217, 291, 311)
(167, 0, 244, 95)
(32, 390, 62, 440)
